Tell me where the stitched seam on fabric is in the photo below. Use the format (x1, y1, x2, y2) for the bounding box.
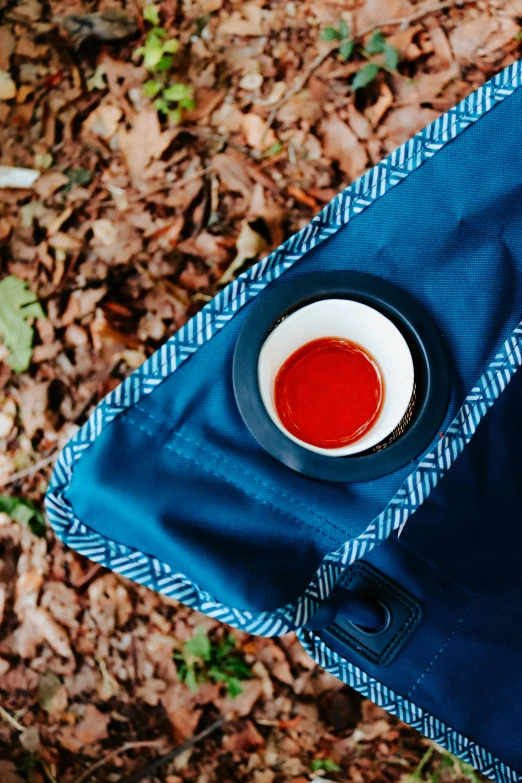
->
(330, 563, 420, 663)
(134, 404, 351, 540)
(396, 535, 474, 598)
(407, 596, 475, 698)
(116, 73, 519, 380)
(125, 411, 342, 546)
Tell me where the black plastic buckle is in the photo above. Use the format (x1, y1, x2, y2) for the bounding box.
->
(318, 561, 423, 666)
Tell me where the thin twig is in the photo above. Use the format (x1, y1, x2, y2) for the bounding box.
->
(263, 0, 464, 135)
(128, 163, 217, 202)
(71, 740, 164, 783)
(0, 452, 58, 489)
(118, 715, 227, 783)
(0, 705, 25, 732)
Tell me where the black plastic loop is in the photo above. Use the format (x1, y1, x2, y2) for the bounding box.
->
(233, 271, 450, 482)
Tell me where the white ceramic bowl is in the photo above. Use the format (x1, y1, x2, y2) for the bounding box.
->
(258, 299, 415, 457)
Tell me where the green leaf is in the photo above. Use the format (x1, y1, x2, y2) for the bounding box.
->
(352, 62, 380, 90)
(178, 97, 195, 110)
(320, 26, 338, 41)
(207, 666, 227, 682)
(263, 140, 282, 158)
(142, 33, 165, 69)
(310, 759, 341, 772)
(64, 167, 91, 189)
(153, 97, 169, 114)
(144, 4, 161, 25)
(384, 42, 399, 70)
(184, 666, 199, 693)
(0, 494, 46, 537)
(155, 54, 173, 72)
(338, 19, 350, 40)
(143, 80, 162, 97)
(185, 627, 212, 660)
(0, 276, 45, 373)
(150, 26, 167, 37)
(515, 30, 522, 40)
(163, 83, 192, 102)
(162, 38, 179, 53)
(366, 29, 386, 54)
(168, 108, 182, 124)
(338, 40, 354, 60)
(225, 676, 244, 698)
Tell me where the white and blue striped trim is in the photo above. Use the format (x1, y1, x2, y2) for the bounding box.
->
(299, 629, 521, 783)
(46, 60, 522, 637)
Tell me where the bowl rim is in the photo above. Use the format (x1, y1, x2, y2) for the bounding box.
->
(233, 271, 450, 483)
(257, 298, 415, 457)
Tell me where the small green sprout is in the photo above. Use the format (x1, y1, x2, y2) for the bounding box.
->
(319, 23, 400, 88)
(174, 627, 252, 697)
(134, 8, 194, 124)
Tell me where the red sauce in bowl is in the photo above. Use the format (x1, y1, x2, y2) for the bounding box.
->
(274, 337, 383, 449)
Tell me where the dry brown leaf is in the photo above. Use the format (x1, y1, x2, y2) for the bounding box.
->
(365, 82, 394, 128)
(258, 641, 294, 685)
(41, 582, 79, 633)
(31, 607, 73, 658)
(48, 231, 82, 252)
(347, 105, 371, 141)
(88, 573, 133, 632)
(91, 218, 118, 247)
(59, 704, 110, 751)
(178, 262, 211, 291)
(321, 115, 368, 180)
(178, 231, 230, 264)
(83, 103, 122, 139)
(0, 69, 16, 101)
(161, 681, 205, 741)
(15, 569, 43, 616)
(119, 108, 175, 186)
(14, 380, 49, 439)
(218, 5, 267, 37)
(33, 171, 69, 199)
(220, 220, 266, 284)
(0, 28, 16, 71)
(276, 89, 323, 126)
(214, 151, 253, 199)
(356, 0, 413, 29)
(47, 205, 73, 236)
(223, 721, 265, 753)
(184, 87, 224, 122)
(220, 677, 264, 716)
(211, 101, 244, 133)
(242, 112, 277, 150)
(449, 17, 519, 63)
(428, 23, 454, 69)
